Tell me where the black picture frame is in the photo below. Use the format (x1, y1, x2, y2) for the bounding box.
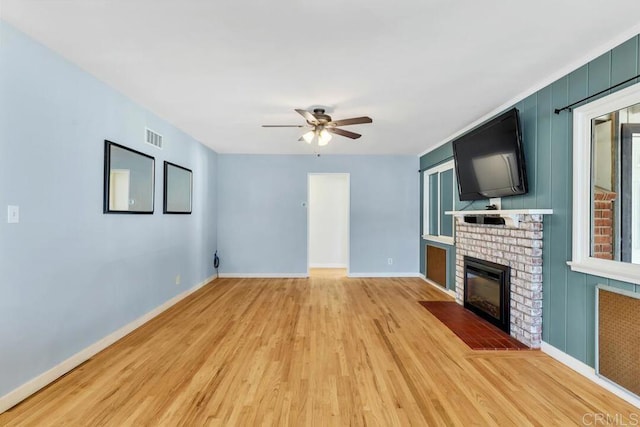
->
(103, 140, 155, 214)
(163, 161, 193, 214)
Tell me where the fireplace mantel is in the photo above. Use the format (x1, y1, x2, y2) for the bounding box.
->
(445, 209, 553, 228)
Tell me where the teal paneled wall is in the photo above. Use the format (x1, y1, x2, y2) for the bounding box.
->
(419, 143, 453, 171)
(419, 35, 640, 367)
(419, 144, 456, 291)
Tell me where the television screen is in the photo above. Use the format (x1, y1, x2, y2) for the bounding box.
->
(452, 108, 528, 201)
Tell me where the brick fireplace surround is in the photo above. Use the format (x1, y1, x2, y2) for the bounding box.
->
(454, 215, 544, 348)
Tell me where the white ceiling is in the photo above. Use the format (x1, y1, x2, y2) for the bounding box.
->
(3, 1, 640, 155)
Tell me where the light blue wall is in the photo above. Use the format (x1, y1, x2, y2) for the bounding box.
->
(217, 155, 419, 275)
(0, 21, 218, 397)
(419, 34, 640, 367)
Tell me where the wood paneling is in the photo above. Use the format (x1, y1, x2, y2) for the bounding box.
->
(0, 277, 636, 425)
(548, 75, 570, 350)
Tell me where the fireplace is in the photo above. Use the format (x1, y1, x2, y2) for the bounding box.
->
(455, 215, 546, 348)
(463, 256, 510, 333)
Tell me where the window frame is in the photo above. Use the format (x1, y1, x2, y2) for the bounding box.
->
(569, 81, 640, 285)
(422, 159, 455, 245)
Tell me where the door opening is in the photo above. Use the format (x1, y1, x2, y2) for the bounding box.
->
(307, 173, 350, 277)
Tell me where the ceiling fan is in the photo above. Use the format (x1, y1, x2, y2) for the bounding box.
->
(262, 108, 373, 146)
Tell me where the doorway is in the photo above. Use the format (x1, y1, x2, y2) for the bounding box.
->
(308, 173, 350, 277)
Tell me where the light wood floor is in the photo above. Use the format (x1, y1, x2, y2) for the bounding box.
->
(309, 268, 347, 278)
(1, 276, 637, 426)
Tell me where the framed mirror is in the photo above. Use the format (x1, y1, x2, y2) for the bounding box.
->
(103, 140, 155, 214)
(163, 161, 192, 214)
(570, 82, 640, 284)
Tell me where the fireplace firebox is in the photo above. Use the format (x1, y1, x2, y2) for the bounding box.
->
(463, 256, 510, 333)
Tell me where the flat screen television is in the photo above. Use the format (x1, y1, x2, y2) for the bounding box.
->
(452, 108, 528, 201)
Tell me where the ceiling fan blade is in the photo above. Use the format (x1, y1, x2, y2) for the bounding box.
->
(295, 109, 318, 124)
(328, 116, 372, 127)
(327, 128, 361, 139)
(262, 125, 305, 127)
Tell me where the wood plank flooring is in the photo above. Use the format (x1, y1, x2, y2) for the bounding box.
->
(0, 275, 637, 426)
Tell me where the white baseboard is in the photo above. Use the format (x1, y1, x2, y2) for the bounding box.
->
(218, 273, 308, 278)
(419, 274, 457, 299)
(308, 263, 348, 269)
(219, 272, 422, 279)
(541, 341, 640, 409)
(347, 272, 421, 278)
(0, 274, 216, 414)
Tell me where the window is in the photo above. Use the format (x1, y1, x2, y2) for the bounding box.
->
(422, 160, 455, 244)
(570, 81, 640, 285)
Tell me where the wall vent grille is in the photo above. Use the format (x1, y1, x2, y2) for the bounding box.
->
(426, 244, 447, 288)
(145, 128, 163, 149)
(596, 285, 640, 398)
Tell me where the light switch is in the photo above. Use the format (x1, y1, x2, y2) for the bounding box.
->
(7, 205, 19, 223)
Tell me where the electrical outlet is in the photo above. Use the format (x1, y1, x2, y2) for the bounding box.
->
(175, 274, 181, 285)
(387, 258, 393, 265)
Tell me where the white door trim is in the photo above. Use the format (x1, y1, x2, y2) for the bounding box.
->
(307, 173, 350, 276)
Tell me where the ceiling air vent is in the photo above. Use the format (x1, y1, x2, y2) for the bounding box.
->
(145, 128, 163, 149)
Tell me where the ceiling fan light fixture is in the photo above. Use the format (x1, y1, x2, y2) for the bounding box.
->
(302, 130, 315, 144)
(263, 108, 372, 146)
(318, 129, 332, 146)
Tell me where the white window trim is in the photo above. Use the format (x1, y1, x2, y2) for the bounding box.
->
(569, 81, 640, 285)
(422, 159, 455, 245)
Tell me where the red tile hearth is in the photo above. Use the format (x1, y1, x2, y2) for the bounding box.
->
(419, 301, 531, 350)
